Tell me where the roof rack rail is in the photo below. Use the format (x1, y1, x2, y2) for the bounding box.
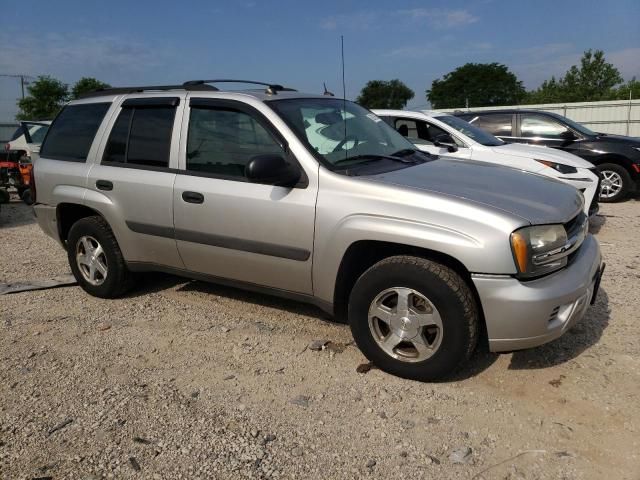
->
(183, 79, 297, 94)
(78, 83, 218, 99)
(78, 79, 296, 99)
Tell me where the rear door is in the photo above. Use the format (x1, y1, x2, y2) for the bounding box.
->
(172, 97, 317, 294)
(86, 95, 184, 269)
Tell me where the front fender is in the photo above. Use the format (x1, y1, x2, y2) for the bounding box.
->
(312, 212, 519, 305)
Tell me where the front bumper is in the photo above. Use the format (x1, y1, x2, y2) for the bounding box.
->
(560, 169, 600, 217)
(472, 234, 602, 352)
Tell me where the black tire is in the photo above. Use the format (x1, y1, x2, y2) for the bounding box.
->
(597, 163, 632, 203)
(20, 188, 33, 205)
(67, 215, 134, 298)
(0, 189, 10, 204)
(348, 256, 478, 381)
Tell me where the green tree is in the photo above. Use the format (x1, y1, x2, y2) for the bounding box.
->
(71, 77, 111, 99)
(606, 78, 640, 101)
(525, 50, 624, 104)
(427, 63, 525, 109)
(16, 76, 68, 120)
(356, 79, 414, 109)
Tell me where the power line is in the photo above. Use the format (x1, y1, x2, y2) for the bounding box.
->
(0, 74, 35, 99)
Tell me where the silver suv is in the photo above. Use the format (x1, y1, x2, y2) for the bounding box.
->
(32, 80, 604, 381)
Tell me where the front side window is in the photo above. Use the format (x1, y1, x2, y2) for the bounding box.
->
(186, 107, 284, 179)
(394, 118, 433, 145)
(41, 103, 111, 161)
(103, 106, 175, 168)
(269, 98, 417, 169)
(521, 114, 570, 139)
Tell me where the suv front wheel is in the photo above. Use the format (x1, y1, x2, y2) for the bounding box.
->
(67, 216, 134, 298)
(348, 255, 478, 381)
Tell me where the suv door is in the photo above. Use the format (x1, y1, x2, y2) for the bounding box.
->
(86, 95, 185, 269)
(172, 97, 317, 294)
(517, 113, 582, 155)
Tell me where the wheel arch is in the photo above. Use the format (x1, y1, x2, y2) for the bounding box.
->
(56, 203, 107, 247)
(332, 240, 486, 338)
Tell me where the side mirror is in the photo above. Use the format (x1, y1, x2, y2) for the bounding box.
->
(433, 133, 458, 153)
(245, 154, 301, 187)
(560, 130, 577, 142)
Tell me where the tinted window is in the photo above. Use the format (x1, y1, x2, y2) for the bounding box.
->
(103, 106, 175, 168)
(467, 113, 512, 137)
(103, 109, 132, 163)
(41, 103, 110, 161)
(521, 114, 569, 139)
(187, 107, 284, 179)
(127, 108, 174, 167)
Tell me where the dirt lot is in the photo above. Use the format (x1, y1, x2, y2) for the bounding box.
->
(1, 197, 639, 480)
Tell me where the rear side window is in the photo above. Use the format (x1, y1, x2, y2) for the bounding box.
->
(103, 105, 176, 168)
(186, 107, 284, 179)
(40, 103, 111, 161)
(469, 113, 512, 137)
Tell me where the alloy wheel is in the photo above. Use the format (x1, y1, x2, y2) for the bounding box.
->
(368, 287, 443, 363)
(76, 235, 108, 286)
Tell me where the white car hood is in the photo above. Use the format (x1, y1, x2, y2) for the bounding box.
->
(488, 143, 594, 169)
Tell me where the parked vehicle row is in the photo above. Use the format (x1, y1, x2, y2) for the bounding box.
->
(32, 80, 604, 381)
(455, 109, 640, 203)
(1, 121, 50, 204)
(373, 109, 601, 216)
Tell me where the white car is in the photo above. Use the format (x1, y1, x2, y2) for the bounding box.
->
(373, 109, 600, 216)
(5, 120, 51, 162)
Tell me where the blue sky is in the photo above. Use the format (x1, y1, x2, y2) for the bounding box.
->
(1, 0, 638, 119)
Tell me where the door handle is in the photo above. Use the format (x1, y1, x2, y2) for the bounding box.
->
(96, 180, 113, 191)
(182, 191, 204, 204)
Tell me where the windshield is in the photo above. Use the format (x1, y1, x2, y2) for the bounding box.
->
(434, 115, 504, 147)
(550, 113, 596, 136)
(268, 98, 418, 168)
(25, 123, 50, 144)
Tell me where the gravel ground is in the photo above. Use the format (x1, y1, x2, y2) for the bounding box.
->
(1, 196, 639, 479)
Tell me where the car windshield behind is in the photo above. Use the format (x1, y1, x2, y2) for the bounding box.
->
(268, 98, 419, 168)
(24, 123, 50, 144)
(550, 113, 597, 136)
(435, 115, 504, 147)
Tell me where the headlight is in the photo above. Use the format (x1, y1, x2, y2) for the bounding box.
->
(535, 159, 577, 174)
(510, 224, 568, 278)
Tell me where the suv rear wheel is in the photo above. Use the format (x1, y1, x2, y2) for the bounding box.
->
(67, 216, 134, 298)
(598, 163, 632, 202)
(348, 255, 478, 381)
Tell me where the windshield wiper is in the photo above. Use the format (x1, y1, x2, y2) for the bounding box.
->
(333, 153, 422, 168)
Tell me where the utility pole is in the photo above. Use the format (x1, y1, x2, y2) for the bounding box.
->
(0, 74, 35, 99)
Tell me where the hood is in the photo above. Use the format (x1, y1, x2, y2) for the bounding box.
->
(366, 158, 583, 225)
(490, 143, 594, 168)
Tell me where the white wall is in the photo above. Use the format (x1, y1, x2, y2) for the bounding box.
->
(451, 99, 640, 137)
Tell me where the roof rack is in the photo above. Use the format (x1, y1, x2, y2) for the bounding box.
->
(78, 79, 296, 99)
(184, 79, 297, 94)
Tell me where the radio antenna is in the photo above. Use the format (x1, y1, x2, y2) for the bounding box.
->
(341, 35, 347, 160)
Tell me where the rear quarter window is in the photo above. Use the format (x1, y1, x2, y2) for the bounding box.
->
(40, 103, 111, 161)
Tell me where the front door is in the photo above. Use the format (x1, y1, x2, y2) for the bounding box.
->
(172, 98, 317, 294)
